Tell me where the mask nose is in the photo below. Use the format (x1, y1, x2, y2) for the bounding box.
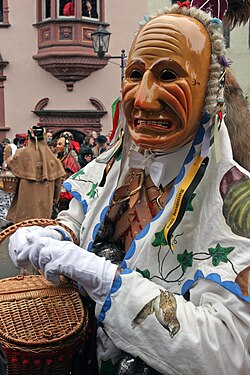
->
(134, 70, 163, 111)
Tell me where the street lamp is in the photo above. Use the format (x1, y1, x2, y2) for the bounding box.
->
(91, 26, 126, 86)
(91, 26, 111, 59)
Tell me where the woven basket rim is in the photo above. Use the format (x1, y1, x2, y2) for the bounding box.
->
(0, 324, 88, 352)
(0, 275, 88, 348)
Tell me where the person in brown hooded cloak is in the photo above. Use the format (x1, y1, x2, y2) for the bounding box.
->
(6, 126, 65, 223)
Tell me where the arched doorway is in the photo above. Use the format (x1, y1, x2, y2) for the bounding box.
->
(52, 128, 86, 145)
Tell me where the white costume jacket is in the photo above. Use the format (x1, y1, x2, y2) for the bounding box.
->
(58, 120, 250, 375)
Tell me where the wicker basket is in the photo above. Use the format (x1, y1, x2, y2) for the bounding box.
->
(0, 274, 88, 375)
(0, 173, 19, 193)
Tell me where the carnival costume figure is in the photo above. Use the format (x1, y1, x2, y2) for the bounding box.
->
(8, 2, 250, 375)
(6, 126, 65, 223)
(56, 133, 81, 212)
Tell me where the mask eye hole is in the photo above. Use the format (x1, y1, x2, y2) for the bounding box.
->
(160, 70, 178, 81)
(129, 69, 143, 80)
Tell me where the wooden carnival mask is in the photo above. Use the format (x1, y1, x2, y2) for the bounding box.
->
(122, 14, 211, 152)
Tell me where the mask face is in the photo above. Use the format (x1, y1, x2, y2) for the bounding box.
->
(46, 133, 53, 143)
(122, 14, 211, 152)
(56, 137, 66, 154)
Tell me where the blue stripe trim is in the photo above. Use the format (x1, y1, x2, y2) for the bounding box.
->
(82, 200, 88, 215)
(63, 181, 89, 214)
(87, 241, 93, 252)
(174, 166, 185, 184)
(98, 268, 133, 323)
(122, 241, 136, 268)
(54, 227, 71, 241)
(182, 270, 250, 303)
(87, 190, 116, 252)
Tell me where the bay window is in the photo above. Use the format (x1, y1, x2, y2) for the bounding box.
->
(34, 0, 107, 90)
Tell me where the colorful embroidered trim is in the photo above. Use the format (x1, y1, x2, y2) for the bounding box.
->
(164, 156, 209, 251)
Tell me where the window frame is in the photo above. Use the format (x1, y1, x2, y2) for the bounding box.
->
(57, 0, 75, 18)
(81, 0, 100, 21)
(37, 0, 103, 22)
(0, 0, 10, 27)
(42, 0, 51, 21)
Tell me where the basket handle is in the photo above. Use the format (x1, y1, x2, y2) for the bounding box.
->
(0, 218, 79, 245)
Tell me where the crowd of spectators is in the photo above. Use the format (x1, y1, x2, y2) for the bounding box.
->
(0, 128, 112, 227)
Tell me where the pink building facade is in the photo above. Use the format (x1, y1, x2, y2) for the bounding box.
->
(0, 0, 147, 143)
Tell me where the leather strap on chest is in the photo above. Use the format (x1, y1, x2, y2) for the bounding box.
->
(108, 170, 173, 252)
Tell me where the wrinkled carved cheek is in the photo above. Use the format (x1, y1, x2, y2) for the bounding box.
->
(122, 81, 134, 101)
(122, 84, 138, 118)
(162, 83, 191, 125)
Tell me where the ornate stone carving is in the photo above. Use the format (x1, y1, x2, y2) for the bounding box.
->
(33, 20, 109, 91)
(59, 27, 73, 40)
(33, 97, 107, 135)
(33, 55, 108, 91)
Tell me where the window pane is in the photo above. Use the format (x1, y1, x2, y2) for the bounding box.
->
(82, 0, 99, 19)
(0, 0, 3, 22)
(42, 0, 51, 19)
(60, 0, 75, 16)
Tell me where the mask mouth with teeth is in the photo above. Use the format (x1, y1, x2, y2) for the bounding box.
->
(133, 119, 174, 131)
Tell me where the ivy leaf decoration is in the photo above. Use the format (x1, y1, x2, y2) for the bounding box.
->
(208, 244, 235, 266)
(87, 183, 98, 198)
(136, 268, 151, 279)
(152, 229, 168, 247)
(186, 193, 196, 212)
(71, 169, 85, 179)
(177, 249, 193, 273)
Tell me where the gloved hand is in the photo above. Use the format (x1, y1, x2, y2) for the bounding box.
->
(23, 237, 118, 305)
(8, 226, 62, 269)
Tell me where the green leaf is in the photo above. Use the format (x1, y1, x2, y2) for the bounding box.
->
(177, 249, 193, 273)
(71, 169, 85, 179)
(186, 193, 196, 212)
(208, 244, 235, 266)
(136, 268, 151, 279)
(152, 229, 168, 247)
(87, 182, 98, 198)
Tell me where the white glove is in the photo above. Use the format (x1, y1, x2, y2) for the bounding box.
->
(8, 226, 62, 268)
(24, 237, 118, 305)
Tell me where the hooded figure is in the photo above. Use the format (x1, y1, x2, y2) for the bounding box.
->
(6, 126, 65, 223)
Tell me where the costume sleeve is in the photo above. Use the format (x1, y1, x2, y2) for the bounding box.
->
(99, 271, 250, 375)
(56, 197, 84, 242)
